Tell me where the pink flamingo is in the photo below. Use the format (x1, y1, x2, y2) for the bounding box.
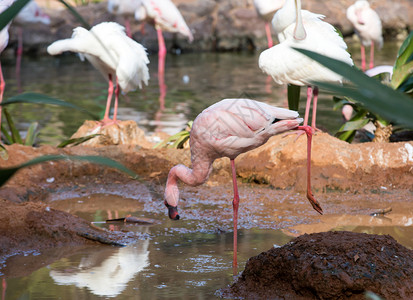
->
(135, 0, 193, 109)
(0, 0, 14, 138)
(164, 98, 323, 274)
(347, 0, 383, 72)
(253, 0, 285, 48)
(47, 22, 150, 125)
(13, 0, 50, 89)
(259, 0, 353, 132)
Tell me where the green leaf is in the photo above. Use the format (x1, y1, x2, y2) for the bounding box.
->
(24, 122, 39, 146)
(0, 144, 8, 160)
(1, 93, 99, 120)
(391, 60, 413, 90)
(1, 122, 13, 145)
(57, 0, 91, 29)
(394, 30, 413, 70)
(0, 0, 30, 31)
(0, 155, 139, 187)
(3, 107, 23, 144)
(293, 48, 413, 129)
(287, 84, 301, 111)
(57, 134, 101, 148)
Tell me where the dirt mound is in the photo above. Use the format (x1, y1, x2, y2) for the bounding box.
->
(222, 231, 413, 299)
(0, 199, 126, 259)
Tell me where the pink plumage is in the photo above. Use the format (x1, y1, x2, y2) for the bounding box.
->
(164, 98, 305, 273)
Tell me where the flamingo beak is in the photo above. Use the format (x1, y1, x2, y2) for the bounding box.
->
(164, 201, 180, 220)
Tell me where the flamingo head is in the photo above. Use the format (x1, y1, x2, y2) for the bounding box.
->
(164, 201, 180, 220)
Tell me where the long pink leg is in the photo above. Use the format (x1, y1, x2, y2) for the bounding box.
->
(231, 159, 239, 275)
(297, 125, 323, 215)
(2, 278, 6, 300)
(0, 62, 4, 137)
(360, 44, 366, 72)
(303, 86, 312, 126)
(369, 41, 375, 70)
(157, 28, 167, 110)
(311, 86, 319, 131)
(112, 77, 120, 122)
(16, 27, 23, 93)
(102, 74, 114, 124)
(124, 16, 132, 38)
(264, 22, 273, 48)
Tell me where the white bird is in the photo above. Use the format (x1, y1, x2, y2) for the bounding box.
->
(259, 0, 353, 130)
(253, 0, 285, 48)
(107, 0, 140, 37)
(347, 0, 383, 72)
(0, 0, 14, 136)
(47, 22, 150, 125)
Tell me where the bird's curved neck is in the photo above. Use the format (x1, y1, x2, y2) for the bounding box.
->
(164, 159, 213, 207)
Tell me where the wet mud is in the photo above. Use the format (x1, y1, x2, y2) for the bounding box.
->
(222, 231, 413, 299)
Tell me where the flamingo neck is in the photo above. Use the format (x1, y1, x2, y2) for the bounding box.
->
(164, 160, 213, 207)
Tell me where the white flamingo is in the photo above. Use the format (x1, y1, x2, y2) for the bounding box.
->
(47, 22, 149, 125)
(259, 0, 353, 131)
(253, 0, 285, 48)
(347, 0, 383, 72)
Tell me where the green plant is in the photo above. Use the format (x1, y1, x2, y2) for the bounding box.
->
(332, 31, 413, 142)
(155, 121, 193, 149)
(0, 93, 99, 148)
(293, 37, 413, 140)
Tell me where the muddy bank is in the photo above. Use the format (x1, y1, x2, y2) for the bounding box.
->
(6, 0, 412, 55)
(0, 128, 412, 258)
(222, 231, 413, 299)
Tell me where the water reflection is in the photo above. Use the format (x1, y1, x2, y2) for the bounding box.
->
(50, 240, 149, 297)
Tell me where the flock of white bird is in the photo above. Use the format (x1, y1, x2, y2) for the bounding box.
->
(0, 0, 383, 129)
(0, 0, 385, 275)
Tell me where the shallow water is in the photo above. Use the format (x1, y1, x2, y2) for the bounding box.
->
(1, 40, 400, 144)
(1, 189, 412, 299)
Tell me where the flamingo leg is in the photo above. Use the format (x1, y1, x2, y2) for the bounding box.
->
(102, 74, 114, 124)
(124, 16, 132, 38)
(2, 278, 6, 300)
(16, 27, 23, 93)
(360, 44, 366, 72)
(231, 159, 239, 275)
(113, 77, 120, 122)
(311, 86, 320, 131)
(157, 28, 167, 110)
(303, 86, 312, 126)
(0, 61, 5, 139)
(264, 22, 273, 48)
(297, 125, 323, 215)
(369, 41, 375, 70)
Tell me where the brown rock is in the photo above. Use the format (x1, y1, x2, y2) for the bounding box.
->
(70, 120, 153, 148)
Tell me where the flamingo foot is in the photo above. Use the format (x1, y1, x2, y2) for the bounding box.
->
(307, 189, 323, 215)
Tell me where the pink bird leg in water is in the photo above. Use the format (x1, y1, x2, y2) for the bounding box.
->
(164, 99, 322, 275)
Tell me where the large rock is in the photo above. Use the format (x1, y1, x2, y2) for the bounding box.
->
(232, 132, 413, 192)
